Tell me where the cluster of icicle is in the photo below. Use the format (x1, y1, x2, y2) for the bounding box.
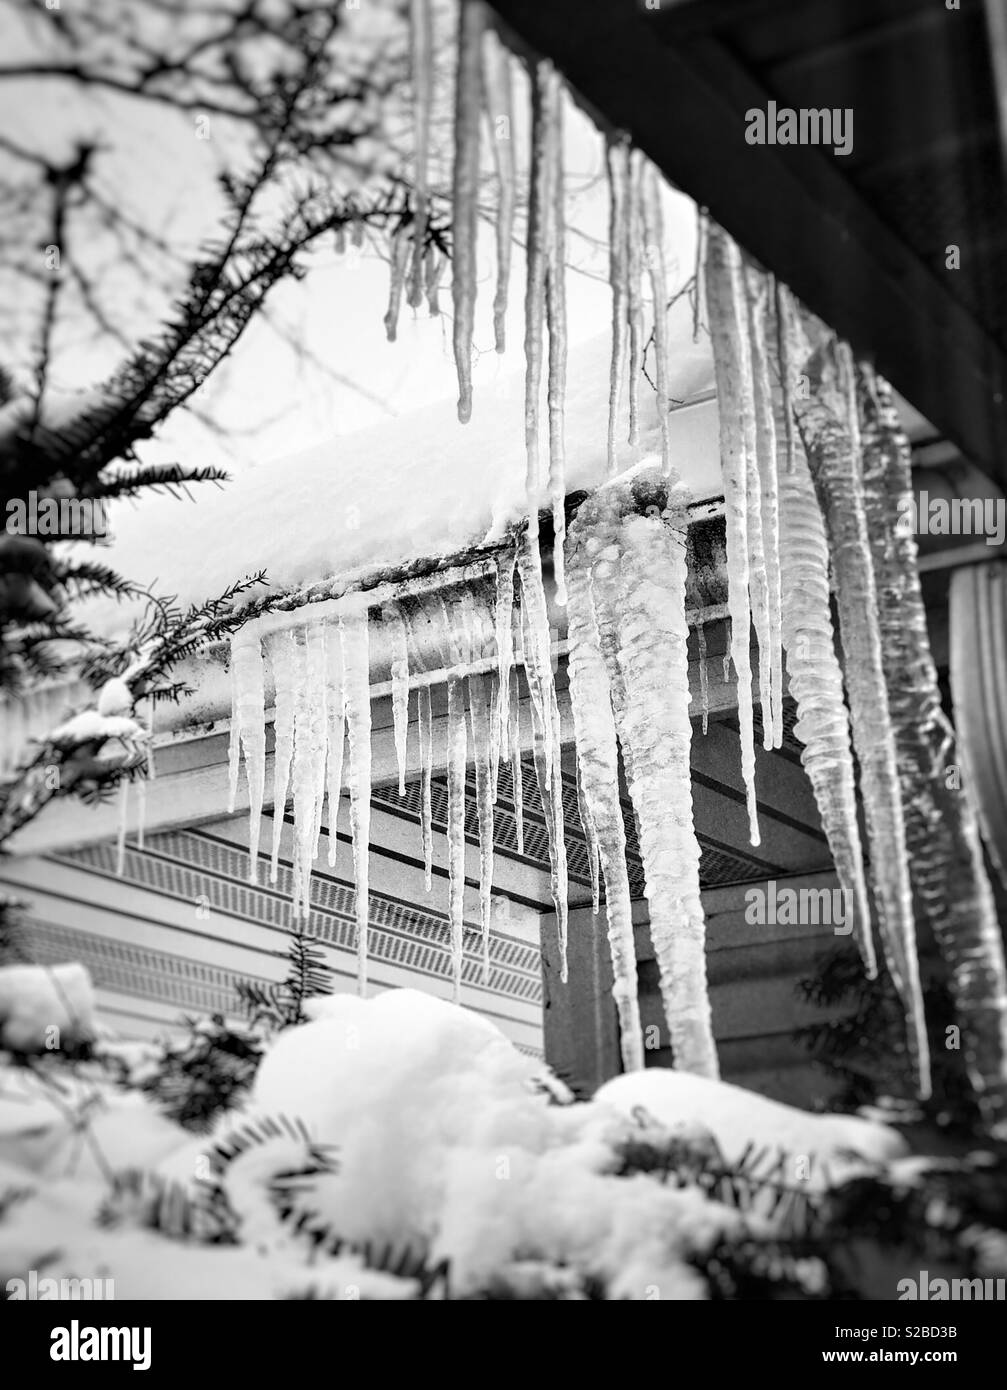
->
(227, 544, 568, 1002)
(566, 464, 717, 1077)
(704, 219, 1007, 1121)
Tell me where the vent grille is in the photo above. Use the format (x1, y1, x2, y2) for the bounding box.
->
(57, 834, 542, 1002)
(372, 754, 648, 897)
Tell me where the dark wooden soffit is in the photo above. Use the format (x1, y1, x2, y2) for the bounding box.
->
(487, 0, 1007, 491)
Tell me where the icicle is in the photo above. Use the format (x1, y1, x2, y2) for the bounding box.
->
(408, 0, 434, 310)
(419, 683, 434, 891)
(703, 222, 760, 845)
(424, 244, 445, 317)
(516, 532, 568, 972)
(446, 675, 468, 1001)
(605, 135, 630, 475)
(524, 61, 554, 538)
(774, 405, 876, 979)
(482, 22, 515, 352)
(136, 698, 154, 853)
(227, 659, 241, 814)
(324, 626, 345, 869)
(386, 605, 411, 797)
(266, 629, 300, 883)
(794, 337, 927, 1091)
(291, 628, 326, 920)
(492, 546, 517, 795)
(451, 0, 485, 424)
(307, 624, 328, 857)
(339, 605, 372, 995)
(696, 620, 709, 735)
(745, 263, 784, 750)
(115, 777, 128, 877)
(383, 228, 410, 343)
(565, 545, 645, 1070)
(573, 751, 601, 917)
(509, 670, 524, 855)
(641, 159, 673, 478)
(626, 153, 644, 448)
(231, 630, 266, 881)
(545, 81, 568, 608)
(468, 671, 495, 982)
(861, 364, 1007, 1119)
(568, 469, 717, 1077)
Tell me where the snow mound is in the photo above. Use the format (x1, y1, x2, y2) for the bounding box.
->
(597, 1069, 908, 1175)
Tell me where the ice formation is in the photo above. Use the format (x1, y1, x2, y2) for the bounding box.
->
(703, 222, 761, 845)
(446, 675, 468, 1000)
(566, 465, 718, 1078)
(340, 604, 373, 994)
(605, 136, 630, 475)
(770, 322, 875, 977)
(858, 366, 1007, 1125)
(792, 334, 928, 1094)
(450, 0, 485, 424)
(482, 20, 515, 352)
(516, 531, 569, 975)
(743, 262, 784, 749)
(564, 536, 645, 1071)
(468, 670, 495, 980)
(387, 604, 411, 796)
(407, 0, 434, 311)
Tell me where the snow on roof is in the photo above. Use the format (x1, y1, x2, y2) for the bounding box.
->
(92, 318, 720, 630)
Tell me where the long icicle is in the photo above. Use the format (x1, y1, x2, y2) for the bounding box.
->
(510, 668, 524, 855)
(524, 60, 553, 539)
(745, 263, 784, 750)
(407, 0, 434, 310)
(266, 629, 300, 883)
(696, 620, 710, 736)
(482, 20, 515, 352)
(291, 628, 325, 920)
(703, 222, 760, 844)
(794, 338, 927, 1094)
(230, 627, 266, 883)
(545, 77, 568, 607)
(493, 545, 517, 798)
(419, 683, 434, 892)
(469, 670, 495, 982)
(640, 158, 672, 478)
(387, 604, 411, 797)
(451, 0, 485, 423)
(308, 623, 328, 856)
(570, 469, 718, 1077)
(605, 135, 630, 474)
(324, 623, 346, 869)
(446, 674, 468, 1001)
(773, 295, 875, 978)
(565, 534, 644, 1070)
(861, 363, 1007, 1118)
(517, 530, 568, 976)
(626, 152, 645, 448)
(340, 604, 372, 995)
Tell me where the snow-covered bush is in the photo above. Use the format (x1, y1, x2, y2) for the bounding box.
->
(1, 963, 1004, 1301)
